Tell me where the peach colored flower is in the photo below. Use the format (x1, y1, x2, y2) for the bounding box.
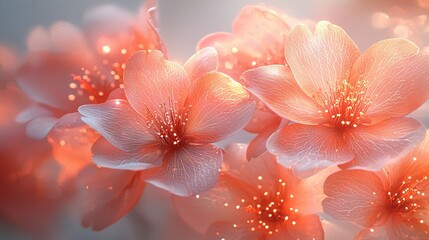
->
(323, 130, 429, 239)
(15, 2, 166, 184)
(78, 165, 145, 231)
(17, 2, 166, 139)
(173, 144, 327, 239)
(79, 48, 255, 196)
(0, 88, 66, 237)
(198, 5, 299, 160)
(243, 21, 429, 178)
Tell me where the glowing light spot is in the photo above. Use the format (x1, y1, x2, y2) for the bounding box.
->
(68, 94, 76, 101)
(231, 47, 238, 53)
(115, 100, 121, 105)
(102, 45, 111, 54)
(121, 48, 127, 54)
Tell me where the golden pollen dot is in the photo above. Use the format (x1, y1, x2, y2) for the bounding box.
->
(68, 94, 76, 101)
(102, 45, 111, 54)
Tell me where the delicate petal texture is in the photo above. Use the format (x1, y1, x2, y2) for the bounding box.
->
(185, 72, 255, 143)
(79, 166, 145, 231)
(323, 170, 386, 228)
(26, 116, 58, 139)
(92, 137, 165, 170)
(243, 65, 325, 125)
(184, 47, 218, 82)
(79, 99, 156, 152)
(123, 50, 190, 116)
(267, 124, 354, 177)
(274, 214, 324, 240)
(206, 221, 264, 240)
(285, 21, 360, 98)
(144, 144, 222, 196)
(345, 117, 426, 170)
(350, 39, 429, 123)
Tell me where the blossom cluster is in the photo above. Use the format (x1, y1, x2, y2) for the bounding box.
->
(1, 1, 429, 239)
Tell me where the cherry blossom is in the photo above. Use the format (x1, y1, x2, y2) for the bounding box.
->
(79, 48, 255, 196)
(173, 144, 329, 239)
(323, 130, 429, 239)
(244, 21, 429, 177)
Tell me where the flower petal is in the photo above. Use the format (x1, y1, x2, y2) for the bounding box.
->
(344, 117, 426, 170)
(246, 118, 281, 161)
(273, 214, 324, 240)
(123, 50, 190, 116)
(205, 221, 264, 240)
(244, 100, 281, 133)
(92, 137, 165, 170)
(79, 166, 145, 231)
(184, 47, 218, 82)
(285, 21, 360, 99)
(17, 52, 93, 112)
(267, 124, 354, 178)
(323, 170, 386, 228)
(350, 39, 429, 123)
(185, 72, 255, 143)
(79, 99, 156, 152)
(243, 65, 325, 125)
(26, 116, 58, 139)
(172, 177, 250, 234)
(143, 144, 222, 196)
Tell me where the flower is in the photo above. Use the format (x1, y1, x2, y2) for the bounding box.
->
(198, 5, 300, 160)
(78, 165, 145, 231)
(323, 130, 429, 239)
(243, 21, 429, 177)
(173, 144, 327, 239)
(79, 48, 255, 196)
(15, 2, 166, 183)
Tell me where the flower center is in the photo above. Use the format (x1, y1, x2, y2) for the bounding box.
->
(314, 78, 372, 128)
(387, 173, 428, 215)
(68, 66, 119, 104)
(145, 99, 191, 147)
(215, 176, 299, 236)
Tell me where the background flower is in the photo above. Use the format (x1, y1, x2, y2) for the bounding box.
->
(323, 130, 429, 239)
(244, 21, 429, 178)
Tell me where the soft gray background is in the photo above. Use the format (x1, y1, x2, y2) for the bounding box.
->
(0, 0, 426, 239)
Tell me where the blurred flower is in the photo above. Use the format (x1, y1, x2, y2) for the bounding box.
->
(15, 2, 166, 184)
(323, 130, 429, 239)
(78, 165, 145, 231)
(79, 48, 255, 196)
(0, 87, 66, 237)
(198, 5, 306, 160)
(173, 144, 329, 239)
(244, 21, 429, 178)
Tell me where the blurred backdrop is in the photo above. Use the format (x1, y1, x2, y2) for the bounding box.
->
(0, 0, 428, 239)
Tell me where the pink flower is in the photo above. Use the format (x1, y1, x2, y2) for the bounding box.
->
(79, 48, 255, 196)
(323, 130, 429, 239)
(243, 21, 429, 177)
(173, 144, 327, 239)
(17, 2, 166, 139)
(198, 6, 300, 160)
(15, 2, 166, 183)
(78, 166, 145, 231)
